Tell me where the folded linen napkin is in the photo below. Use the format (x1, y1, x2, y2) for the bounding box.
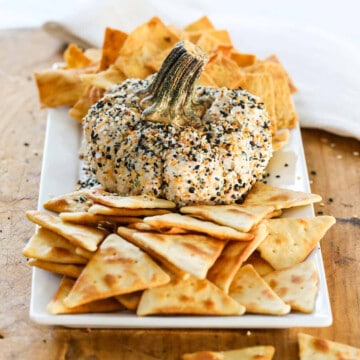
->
(45, 0, 360, 140)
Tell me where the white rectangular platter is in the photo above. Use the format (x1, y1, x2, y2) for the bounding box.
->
(29, 106, 332, 328)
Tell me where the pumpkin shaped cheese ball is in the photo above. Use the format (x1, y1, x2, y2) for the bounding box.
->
(83, 41, 273, 206)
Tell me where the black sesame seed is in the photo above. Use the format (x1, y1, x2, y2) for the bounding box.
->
(189, 187, 195, 194)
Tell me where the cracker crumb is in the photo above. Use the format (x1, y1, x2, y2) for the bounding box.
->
(353, 151, 359, 156)
(246, 330, 252, 336)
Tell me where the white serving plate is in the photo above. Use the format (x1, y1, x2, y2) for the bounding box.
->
(29, 106, 332, 328)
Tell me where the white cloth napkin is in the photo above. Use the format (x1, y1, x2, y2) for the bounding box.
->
(51, 0, 360, 140)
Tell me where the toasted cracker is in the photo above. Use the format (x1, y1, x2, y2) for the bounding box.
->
(184, 16, 215, 33)
(59, 212, 140, 226)
(26, 210, 107, 252)
(182, 346, 275, 360)
(28, 258, 84, 278)
(88, 203, 172, 216)
(137, 274, 245, 316)
(298, 333, 360, 359)
(117, 227, 191, 279)
(144, 213, 253, 241)
(115, 16, 180, 79)
(237, 72, 276, 133)
(86, 188, 176, 209)
(229, 264, 291, 315)
(203, 53, 244, 89)
(98, 27, 128, 71)
(63, 234, 170, 307)
(115, 291, 143, 311)
(245, 61, 297, 129)
(125, 229, 225, 279)
(207, 222, 268, 293)
(23, 227, 88, 264)
(43, 190, 94, 213)
(230, 50, 257, 67)
(180, 204, 274, 232)
(265, 54, 297, 93)
(243, 182, 322, 210)
(80, 65, 127, 90)
(47, 276, 124, 314)
(272, 129, 290, 152)
(64, 44, 93, 69)
(264, 261, 319, 313)
(243, 252, 274, 276)
(258, 216, 336, 269)
(34, 68, 89, 108)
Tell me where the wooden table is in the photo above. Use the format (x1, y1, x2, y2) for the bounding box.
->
(0, 28, 359, 360)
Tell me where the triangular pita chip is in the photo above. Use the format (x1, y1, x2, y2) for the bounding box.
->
(245, 61, 297, 129)
(47, 277, 123, 314)
(63, 234, 170, 307)
(207, 223, 268, 293)
(117, 227, 190, 279)
(23, 227, 88, 264)
(144, 213, 253, 241)
(184, 16, 215, 33)
(123, 228, 225, 279)
(115, 16, 180, 79)
(59, 212, 140, 226)
(272, 129, 290, 152)
(243, 182, 322, 210)
(137, 275, 245, 316)
(243, 252, 274, 276)
(258, 216, 336, 269)
(86, 188, 176, 209)
(298, 333, 360, 360)
(42, 190, 94, 213)
(237, 72, 277, 134)
(180, 204, 274, 232)
(115, 291, 143, 311)
(182, 346, 275, 360)
(28, 258, 84, 278)
(98, 27, 128, 71)
(88, 203, 171, 216)
(263, 261, 319, 313)
(265, 54, 297, 93)
(229, 264, 290, 315)
(26, 210, 107, 252)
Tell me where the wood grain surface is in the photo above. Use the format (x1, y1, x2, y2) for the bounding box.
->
(0, 28, 359, 360)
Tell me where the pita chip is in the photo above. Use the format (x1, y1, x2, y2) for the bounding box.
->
(180, 204, 274, 232)
(117, 227, 190, 279)
(26, 210, 107, 252)
(43, 190, 94, 213)
(63, 234, 170, 307)
(243, 182, 322, 210)
(47, 277, 123, 314)
(127, 229, 225, 279)
(244, 252, 274, 276)
(258, 216, 336, 269)
(115, 17, 180, 79)
(137, 275, 245, 316)
(28, 258, 84, 278)
(182, 346, 275, 360)
(229, 264, 290, 315)
(86, 188, 176, 209)
(23, 227, 88, 264)
(298, 333, 360, 360)
(184, 16, 215, 33)
(207, 222, 268, 293)
(115, 291, 143, 311)
(88, 203, 171, 216)
(263, 261, 319, 313)
(59, 212, 140, 226)
(272, 129, 290, 152)
(144, 213, 253, 241)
